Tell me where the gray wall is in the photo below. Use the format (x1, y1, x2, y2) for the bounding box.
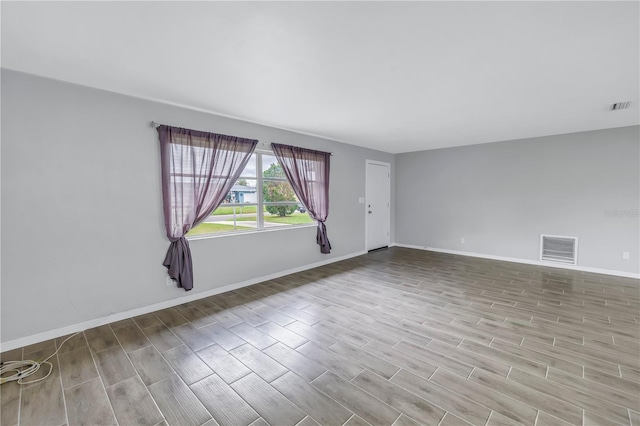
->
(1, 69, 394, 343)
(396, 126, 640, 274)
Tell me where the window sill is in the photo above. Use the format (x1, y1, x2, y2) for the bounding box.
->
(186, 223, 316, 241)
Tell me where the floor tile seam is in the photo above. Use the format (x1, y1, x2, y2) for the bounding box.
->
(82, 334, 120, 426)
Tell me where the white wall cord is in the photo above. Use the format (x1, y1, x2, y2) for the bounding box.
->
(1, 318, 107, 385)
(0, 332, 81, 385)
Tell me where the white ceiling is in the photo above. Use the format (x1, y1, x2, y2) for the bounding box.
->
(2, 1, 638, 153)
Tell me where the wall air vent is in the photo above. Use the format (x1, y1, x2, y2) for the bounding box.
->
(610, 101, 631, 111)
(540, 235, 578, 265)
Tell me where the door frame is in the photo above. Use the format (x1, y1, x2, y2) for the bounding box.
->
(365, 159, 391, 252)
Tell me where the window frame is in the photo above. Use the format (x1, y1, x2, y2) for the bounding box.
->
(186, 149, 315, 240)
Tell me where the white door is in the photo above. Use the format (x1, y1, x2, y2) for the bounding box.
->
(366, 161, 390, 251)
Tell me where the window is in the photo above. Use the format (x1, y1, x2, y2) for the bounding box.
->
(187, 151, 314, 237)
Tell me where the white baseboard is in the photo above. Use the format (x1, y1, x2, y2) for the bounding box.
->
(1, 250, 367, 352)
(390, 243, 640, 279)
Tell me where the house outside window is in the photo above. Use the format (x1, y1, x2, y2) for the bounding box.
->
(187, 151, 314, 237)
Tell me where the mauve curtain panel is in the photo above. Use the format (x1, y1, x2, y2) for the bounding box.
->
(271, 143, 332, 254)
(158, 125, 257, 290)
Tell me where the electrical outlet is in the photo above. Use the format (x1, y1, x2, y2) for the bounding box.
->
(460, 237, 465, 244)
(166, 275, 174, 286)
(623, 251, 630, 260)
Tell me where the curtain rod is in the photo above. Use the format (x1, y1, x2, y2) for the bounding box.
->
(151, 121, 332, 155)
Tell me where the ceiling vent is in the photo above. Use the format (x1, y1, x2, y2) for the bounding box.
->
(610, 101, 631, 111)
(540, 235, 578, 265)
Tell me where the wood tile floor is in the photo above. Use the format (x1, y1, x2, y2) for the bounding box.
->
(1, 247, 639, 426)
